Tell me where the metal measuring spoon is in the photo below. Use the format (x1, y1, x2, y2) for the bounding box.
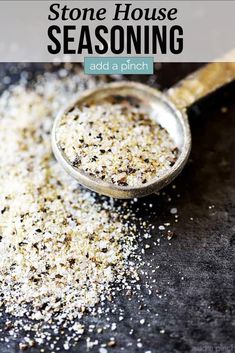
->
(52, 56, 235, 199)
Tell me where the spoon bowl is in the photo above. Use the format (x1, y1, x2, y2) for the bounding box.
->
(52, 82, 191, 198)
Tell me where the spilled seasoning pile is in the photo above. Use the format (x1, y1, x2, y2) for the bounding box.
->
(56, 101, 178, 187)
(0, 68, 141, 349)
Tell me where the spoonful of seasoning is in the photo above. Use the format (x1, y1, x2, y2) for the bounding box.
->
(52, 52, 235, 199)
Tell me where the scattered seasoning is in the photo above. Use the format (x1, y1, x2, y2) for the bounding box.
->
(0, 68, 142, 349)
(19, 342, 29, 351)
(0, 65, 184, 352)
(221, 106, 228, 113)
(158, 225, 165, 230)
(56, 102, 178, 187)
(107, 338, 116, 347)
(170, 207, 178, 215)
(167, 230, 175, 240)
(99, 348, 108, 353)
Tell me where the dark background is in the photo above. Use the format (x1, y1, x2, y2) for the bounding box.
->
(0, 63, 234, 353)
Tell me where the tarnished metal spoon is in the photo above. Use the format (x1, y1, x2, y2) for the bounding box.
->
(52, 55, 235, 199)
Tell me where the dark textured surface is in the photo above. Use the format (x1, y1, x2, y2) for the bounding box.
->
(0, 64, 234, 353)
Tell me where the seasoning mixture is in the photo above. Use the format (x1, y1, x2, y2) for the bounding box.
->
(56, 102, 178, 187)
(0, 67, 180, 352)
(0, 69, 141, 349)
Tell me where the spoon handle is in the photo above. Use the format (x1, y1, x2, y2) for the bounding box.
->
(166, 50, 235, 111)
